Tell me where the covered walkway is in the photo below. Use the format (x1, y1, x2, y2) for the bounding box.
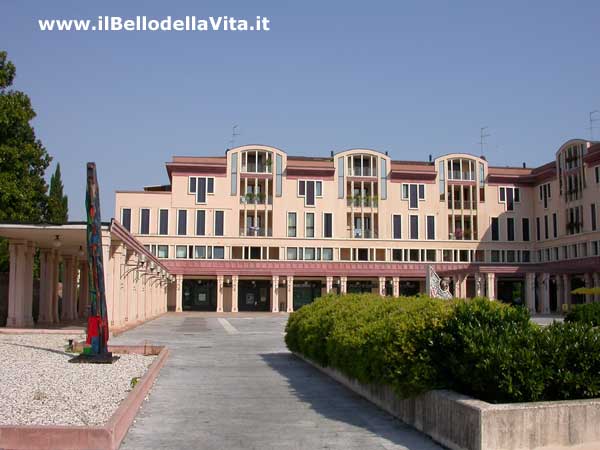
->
(0, 220, 173, 332)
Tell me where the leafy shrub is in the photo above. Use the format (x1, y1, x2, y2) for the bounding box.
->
(539, 322, 600, 400)
(286, 294, 600, 404)
(564, 302, 600, 326)
(435, 298, 547, 403)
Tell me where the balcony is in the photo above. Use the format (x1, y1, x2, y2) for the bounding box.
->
(346, 195, 379, 208)
(448, 200, 476, 210)
(240, 194, 273, 205)
(239, 227, 273, 237)
(448, 171, 476, 181)
(348, 229, 378, 239)
(240, 150, 273, 174)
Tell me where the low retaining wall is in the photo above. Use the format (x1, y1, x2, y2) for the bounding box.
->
(295, 353, 600, 450)
(0, 346, 169, 450)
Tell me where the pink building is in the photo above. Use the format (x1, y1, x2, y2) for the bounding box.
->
(113, 139, 600, 313)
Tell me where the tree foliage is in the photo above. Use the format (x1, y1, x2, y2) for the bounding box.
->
(46, 163, 68, 224)
(0, 50, 52, 271)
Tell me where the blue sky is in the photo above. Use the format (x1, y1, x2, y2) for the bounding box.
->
(2, 0, 599, 220)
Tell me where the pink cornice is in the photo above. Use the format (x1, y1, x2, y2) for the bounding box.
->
(161, 260, 477, 277)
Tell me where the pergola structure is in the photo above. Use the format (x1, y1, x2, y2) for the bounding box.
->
(0, 220, 174, 330)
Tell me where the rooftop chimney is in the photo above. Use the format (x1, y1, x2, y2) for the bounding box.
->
(429, 154, 432, 162)
(330, 150, 334, 158)
(522, 162, 526, 168)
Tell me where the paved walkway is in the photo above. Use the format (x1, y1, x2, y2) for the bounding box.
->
(114, 313, 443, 450)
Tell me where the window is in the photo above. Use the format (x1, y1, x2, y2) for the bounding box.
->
(298, 180, 317, 206)
(287, 248, 298, 260)
(426, 216, 435, 240)
(323, 213, 333, 238)
(337, 157, 345, 199)
(140, 209, 150, 235)
(592, 204, 597, 231)
(380, 159, 388, 200)
(522, 218, 530, 241)
(409, 184, 418, 209)
(194, 246, 206, 259)
(418, 184, 425, 200)
(157, 245, 169, 258)
(177, 210, 187, 236)
(231, 153, 238, 195)
(275, 154, 283, 197)
(544, 215, 549, 240)
(401, 184, 409, 200)
(213, 246, 225, 259)
(392, 215, 402, 239)
(507, 217, 515, 241)
(207, 178, 214, 194)
(596, 166, 600, 184)
(410, 215, 419, 240)
(506, 188, 514, 211)
(439, 161, 446, 201)
(491, 217, 499, 241)
(197, 177, 206, 203)
(189, 177, 197, 193)
(514, 188, 520, 202)
(499, 187, 506, 202)
(196, 210, 205, 236)
(176, 245, 187, 259)
(159, 209, 169, 235)
(536, 217, 541, 241)
(121, 208, 131, 232)
(305, 213, 315, 238)
(553, 213, 558, 238)
(304, 248, 316, 260)
(322, 248, 333, 260)
(287, 212, 297, 237)
(214, 211, 224, 236)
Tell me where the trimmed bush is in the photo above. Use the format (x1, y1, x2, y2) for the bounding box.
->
(286, 294, 600, 404)
(564, 302, 600, 326)
(435, 298, 547, 403)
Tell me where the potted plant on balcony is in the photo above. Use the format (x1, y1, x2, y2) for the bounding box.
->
(347, 195, 353, 206)
(257, 192, 266, 204)
(364, 195, 372, 207)
(265, 157, 272, 172)
(372, 195, 379, 207)
(245, 192, 255, 204)
(354, 195, 362, 207)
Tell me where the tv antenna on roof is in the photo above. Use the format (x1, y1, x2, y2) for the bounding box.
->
(589, 111, 599, 140)
(229, 124, 240, 148)
(479, 127, 490, 154)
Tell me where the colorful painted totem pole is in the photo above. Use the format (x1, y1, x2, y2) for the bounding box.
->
(71, 163, 117, 363)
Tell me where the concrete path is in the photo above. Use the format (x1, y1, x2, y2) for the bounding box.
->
(113, 313, 443, 450)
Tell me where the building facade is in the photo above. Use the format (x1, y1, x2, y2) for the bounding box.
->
(115, 139, 600, 314)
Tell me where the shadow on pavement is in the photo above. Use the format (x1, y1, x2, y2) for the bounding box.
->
(260, 352, 443, 450)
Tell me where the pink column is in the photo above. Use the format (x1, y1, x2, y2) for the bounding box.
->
(175, 275, 183, 312)
(286, 275, 294, 312)
(79, 260, 89, 319)
(271, 275, 279, 312)
(61, 255, 75, 321)
(6, 241, 34, 328)
(51, 252, 60, 323)
(379, 277, 386, 296)
(231, 275, 239, 312)
(38, 248, 54, 324)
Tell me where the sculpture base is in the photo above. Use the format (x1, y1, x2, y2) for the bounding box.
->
(69, 352, 120, 364)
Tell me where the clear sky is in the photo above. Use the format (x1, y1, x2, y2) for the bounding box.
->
(2, 0, 599, 220)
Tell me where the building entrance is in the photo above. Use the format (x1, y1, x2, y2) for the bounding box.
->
(182, 279, 217, 311)
(293, 281, 322, 310)
(238, 280, 271, 311)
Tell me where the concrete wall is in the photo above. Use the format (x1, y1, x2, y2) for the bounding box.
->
(296, 353, 600, 450)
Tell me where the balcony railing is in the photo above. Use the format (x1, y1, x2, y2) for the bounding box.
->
(346, 196, 379, 207)
(240, 194, 273, 205)
(351, 167, 376, 177)
(448, 200, 476, 210)
(349, 229, 378, 239)
(241, 162, 272, 174)
(240, 227, 273, 237)
(448, 171, 476, 181)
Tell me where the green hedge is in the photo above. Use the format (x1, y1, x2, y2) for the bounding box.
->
(285, 294, 600, 403)
(564, 302, 600, 326)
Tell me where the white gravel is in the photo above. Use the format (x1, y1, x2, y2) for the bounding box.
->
(0, 334, 156, 426)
